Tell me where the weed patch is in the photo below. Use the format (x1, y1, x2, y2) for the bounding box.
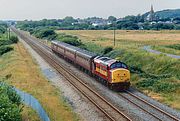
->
(137, 79, 179, 93)
(166, 44, 180, 50)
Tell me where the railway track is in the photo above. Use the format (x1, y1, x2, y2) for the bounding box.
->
(12, 27, 180, 121)
(12, 28, 132, 121)
(119, 90, 180, 121)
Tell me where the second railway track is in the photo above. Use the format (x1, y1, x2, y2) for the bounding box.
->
(119, 90, 180, 121)
(12, 28, 132, 121)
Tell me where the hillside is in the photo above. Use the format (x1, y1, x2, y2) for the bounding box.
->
(156, 9, 180, 19)
(143, 9, 180, 19)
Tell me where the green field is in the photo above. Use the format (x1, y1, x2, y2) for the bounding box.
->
(57, 30, 180, 110)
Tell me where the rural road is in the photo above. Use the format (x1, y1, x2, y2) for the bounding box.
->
(143, 46, 180, 59)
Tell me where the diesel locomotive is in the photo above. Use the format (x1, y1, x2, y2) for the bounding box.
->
(51, 40, 130, 91)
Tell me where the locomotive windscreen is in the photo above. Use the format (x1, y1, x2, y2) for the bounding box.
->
(110, 62, 128, 69)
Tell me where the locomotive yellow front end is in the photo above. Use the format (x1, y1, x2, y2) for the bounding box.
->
(109, 62, 130, 91)
(111, 68, 130, 83)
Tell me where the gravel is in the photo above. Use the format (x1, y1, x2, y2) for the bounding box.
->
(19, 38, 106, 121)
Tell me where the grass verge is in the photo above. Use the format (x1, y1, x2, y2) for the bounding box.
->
(21, 106, 41, 121)
(0, 42, 78, 120)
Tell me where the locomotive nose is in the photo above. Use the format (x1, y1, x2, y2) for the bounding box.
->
(111, 69, 130, 83)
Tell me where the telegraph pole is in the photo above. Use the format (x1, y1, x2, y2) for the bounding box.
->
(113, 21, 116, 46)
(8, 28, 10, 40)
(7, 28, 8, 40)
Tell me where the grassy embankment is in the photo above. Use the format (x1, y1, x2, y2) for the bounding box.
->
(0, 38, 78, 120)
(0, 30, 41, 120)
(57, 30, 180, 111)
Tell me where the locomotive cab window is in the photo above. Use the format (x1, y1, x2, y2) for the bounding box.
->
(121, 63, 127, 69)
(110, 62, 127, 69)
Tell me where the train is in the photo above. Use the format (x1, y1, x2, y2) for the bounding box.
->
(51, 40, 130, 91)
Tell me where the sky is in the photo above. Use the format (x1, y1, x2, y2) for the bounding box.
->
(0, 0, 180, 20)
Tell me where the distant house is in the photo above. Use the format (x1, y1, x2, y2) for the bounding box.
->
(92, 23, 99, 26)
(91, 19, 109, 26)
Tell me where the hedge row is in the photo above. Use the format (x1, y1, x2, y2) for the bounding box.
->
(0, 82, 22, 121)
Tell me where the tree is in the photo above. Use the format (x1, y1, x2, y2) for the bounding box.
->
(33, 28, 57, 40)
(108, 16, 117, 22)
(63, 16, 76, 24)
(0, 24, 7, 34)
(136, 14, 144, 22)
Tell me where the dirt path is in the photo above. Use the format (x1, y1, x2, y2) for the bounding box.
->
(143, 46, 180, 59)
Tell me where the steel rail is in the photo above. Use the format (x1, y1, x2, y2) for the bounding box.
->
(125, 90, 180, 121)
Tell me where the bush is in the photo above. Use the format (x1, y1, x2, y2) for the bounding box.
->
(0, 46, 13, 56)
(57, 33, 86, 48)
(0, 24, 7, 34)
(105, 49, 126, 58)
(0, 36, 19, 46)
(166, 44, 180, 50)
(0, 39, 15, 46)
(0, 83, 21, 106)
(136, 78, 180, 93)
(102, 46, 113, 55)
(136, 79, 156, 88)
(61, 37, 82, 46)
(130, 66, 144, 74)
(0, 27, 6, 34)
(153, 82, 177, 93)
(33, 28, 57, 40)
(0, 82, 22, 121)
(10, 36, 19, 43)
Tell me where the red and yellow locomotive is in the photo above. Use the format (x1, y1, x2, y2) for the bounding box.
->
(51, 40, 130, 91)
(93, 56, 130, 90)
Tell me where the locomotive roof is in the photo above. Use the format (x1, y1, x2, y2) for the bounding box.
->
(94, 56, 117, 66)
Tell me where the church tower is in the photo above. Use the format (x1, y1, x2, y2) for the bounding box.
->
(146, 5, 156, 22)
(150, 5, 154, 14)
